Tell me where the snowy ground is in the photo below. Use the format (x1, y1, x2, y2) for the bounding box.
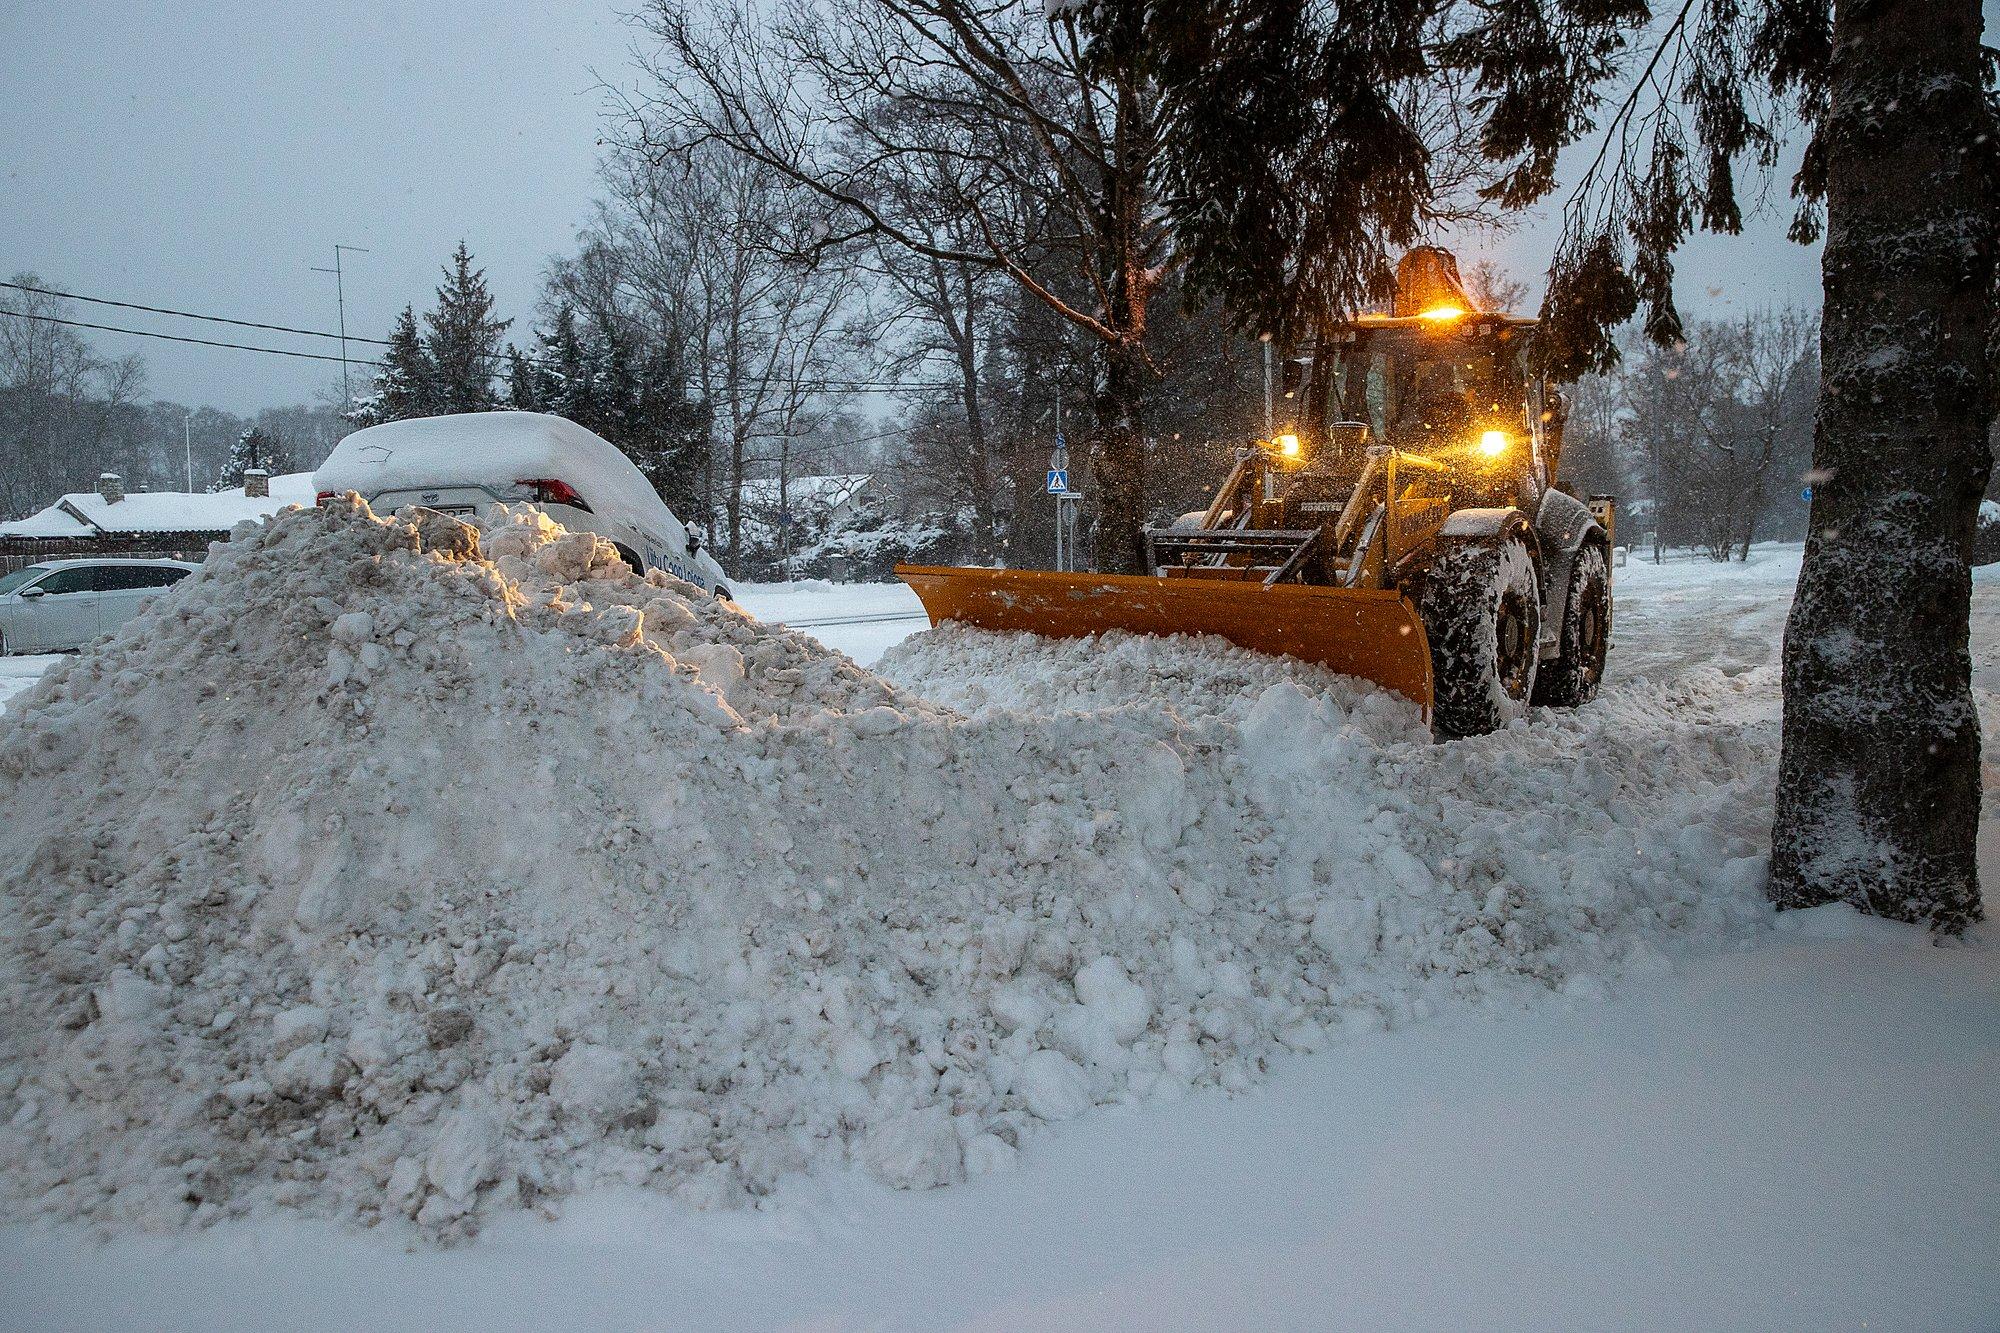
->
(0, 655, 60, 716)
(2, 545, 1996, 1330)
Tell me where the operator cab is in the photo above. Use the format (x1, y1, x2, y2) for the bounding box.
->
(1314, 249, 1559, 510)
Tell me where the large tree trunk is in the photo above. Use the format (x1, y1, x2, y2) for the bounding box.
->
(953, 265, 996, 561)
(1089, 336, 1149, 573)
(1086, 61, 1155, 576)
(1768, 0, 1996, 932)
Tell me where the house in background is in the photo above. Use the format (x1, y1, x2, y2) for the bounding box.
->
(736, 474, 875, 533)
(0, 470, 317, 574)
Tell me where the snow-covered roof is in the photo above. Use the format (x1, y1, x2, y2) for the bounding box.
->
(738, 474, 873, 511)
(0, 473, 316, 539)
(0, 506, 95, 539)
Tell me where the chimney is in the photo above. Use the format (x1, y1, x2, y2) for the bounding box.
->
(243, 468, 270, 499)
(97, 473, 124, 504)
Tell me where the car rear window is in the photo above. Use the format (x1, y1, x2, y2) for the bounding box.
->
(98, 565, 189, 590)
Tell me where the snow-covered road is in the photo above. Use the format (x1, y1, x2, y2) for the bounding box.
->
(4, 908, 1991, 1331)
(2, 545, 1995, 1330)
(733, 579, 926, 668)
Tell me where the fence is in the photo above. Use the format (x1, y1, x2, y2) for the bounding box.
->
(0, 533, 222, 575)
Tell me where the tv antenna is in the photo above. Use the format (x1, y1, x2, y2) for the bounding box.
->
(310, 243, 370, 406)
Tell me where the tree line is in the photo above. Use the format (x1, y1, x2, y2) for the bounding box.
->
(0, 274, 345, 516)
(1561, 308, 1821, 562)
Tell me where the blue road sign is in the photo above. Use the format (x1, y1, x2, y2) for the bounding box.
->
(1801, 486, 1813, 503)
(1047, 468, 1069, 494)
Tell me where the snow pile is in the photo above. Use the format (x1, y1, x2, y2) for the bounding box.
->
(0, 500, 1778, 1238)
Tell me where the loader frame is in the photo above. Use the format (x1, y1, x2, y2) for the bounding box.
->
(1145, 444, 1457, 594)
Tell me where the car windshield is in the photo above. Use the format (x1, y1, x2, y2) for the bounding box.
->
(0, 566, 49, 596)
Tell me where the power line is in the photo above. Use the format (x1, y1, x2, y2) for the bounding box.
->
(1, 282, 975, 394)
(0, 309, 386, 366)
(0, 279, 393, 347)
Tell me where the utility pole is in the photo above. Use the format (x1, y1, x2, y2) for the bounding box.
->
(311, 243, 370, 408)
(1260, 332, 1274, 438)
(183, 410, 194, 492)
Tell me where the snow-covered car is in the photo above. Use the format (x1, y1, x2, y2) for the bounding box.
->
(0, 558, 199, 654)
(314, 411, 731, 596)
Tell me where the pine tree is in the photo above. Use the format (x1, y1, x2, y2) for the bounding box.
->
(210, 425, 298, 491)
(423, 242, 510, 414)
(505, 347, 539, 411)
(539, 306, 592, 426)
(588, 313, 639, 445)
(347, 306, 436, 428)
(1766, 0, 1994, 932)
(631, 340, 711, 522)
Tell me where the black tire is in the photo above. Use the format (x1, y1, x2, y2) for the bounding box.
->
(1533, 542, 1610, 708)
(1420, 532, 1541, 738)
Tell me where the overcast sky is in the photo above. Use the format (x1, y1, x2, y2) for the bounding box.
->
(5, 1, 1996, 416)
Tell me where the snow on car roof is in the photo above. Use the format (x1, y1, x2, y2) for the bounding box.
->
(319, 412, 631, 496)
(315, 410, 693, 549)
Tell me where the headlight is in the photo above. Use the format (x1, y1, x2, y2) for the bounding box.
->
(1477, 429, 1509, 458)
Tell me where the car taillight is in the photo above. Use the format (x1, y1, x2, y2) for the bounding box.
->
(515, 478, 594, 512)
(316, 490, 338, 505)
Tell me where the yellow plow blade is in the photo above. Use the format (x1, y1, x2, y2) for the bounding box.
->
(894, 564, 1434, 717)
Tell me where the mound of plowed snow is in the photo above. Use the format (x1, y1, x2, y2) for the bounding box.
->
(0, 501, 1777, 1237)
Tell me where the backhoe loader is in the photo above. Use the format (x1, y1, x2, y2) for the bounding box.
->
(896, 248, 1615, 738)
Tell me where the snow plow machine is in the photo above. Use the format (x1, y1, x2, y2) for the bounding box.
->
(896, 248, 1616, 738)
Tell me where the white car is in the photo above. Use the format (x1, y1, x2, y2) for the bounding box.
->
(314, 411, 732, 596)
(0, 558, 199, 654)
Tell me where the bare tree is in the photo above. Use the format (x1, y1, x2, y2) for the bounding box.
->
(1462, 260, 1533, 318)
(630, 0, 1173, 572)
(0, 276, 145, 516)
(1622, 312, 1817, 563)
(552, 142, 860, 558)
(1723, 309, 1817, 559)
(869, 245, 1004, 558)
